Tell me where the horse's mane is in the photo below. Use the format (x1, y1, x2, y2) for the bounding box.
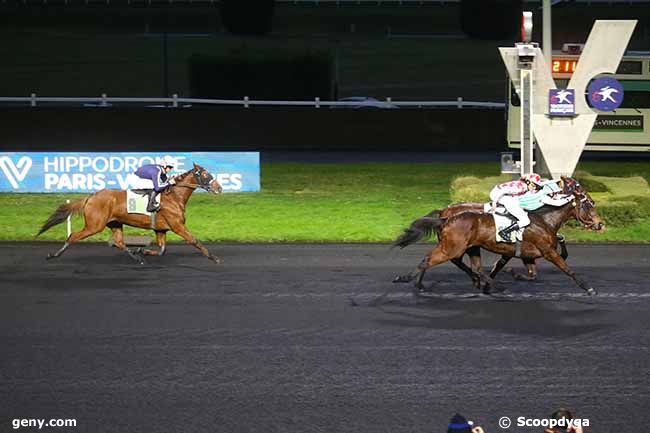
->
(162, 169, 195, 194)
(530, 200, 572, 215)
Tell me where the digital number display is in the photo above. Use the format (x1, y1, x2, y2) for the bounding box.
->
(552, 58, 578, 74)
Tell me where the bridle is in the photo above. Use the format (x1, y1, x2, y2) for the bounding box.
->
(173, 167, 217, 192)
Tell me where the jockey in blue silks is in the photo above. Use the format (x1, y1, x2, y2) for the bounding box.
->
(128, 156, 176, 212)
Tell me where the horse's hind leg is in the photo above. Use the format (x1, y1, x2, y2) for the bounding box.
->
(109, 226, 145, 264)
(489, 255, 512, 279)
(394, 245, 455, 291)
(46, 222, 104, 260)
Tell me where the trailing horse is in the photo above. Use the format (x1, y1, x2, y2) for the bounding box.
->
(393, 178, 604, 295)
(37, 163, 223, 264)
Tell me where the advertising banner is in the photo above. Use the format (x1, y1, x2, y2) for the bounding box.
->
(0, 152, 260, 193)
(548, 88, 575, 116)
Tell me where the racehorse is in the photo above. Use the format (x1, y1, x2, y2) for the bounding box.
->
(393, 177, 604, 295)
(37, 163, 223, 264)
(401, 202, 568, 291)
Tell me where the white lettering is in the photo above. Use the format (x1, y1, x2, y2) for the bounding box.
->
(44, 173, 58, 189)
(109, 157, 123, 172)
(140, 157, 155, 166)
(65, 156, 79, 171)
(93, 174, 106, 190)
(229, 173, 242, 190)
(124, 157, 139, 173)
(92, 157, 108, 172)
(116, 174, 131, 190)
(37, 419, 44, 429)
(78, 156, 92, 172)
(58, 174, 72, 190)
(43, 156, 58, 172)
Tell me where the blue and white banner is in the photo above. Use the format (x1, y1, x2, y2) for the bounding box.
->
(588, 76, 624, 112)
(549, 88, 575, 116)
(0, 152, 260, 193)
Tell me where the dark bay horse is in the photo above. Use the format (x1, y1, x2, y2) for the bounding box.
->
(393, 180, 604, 295)
(37, 163, 223, 264)
(403, 201, 569, 290)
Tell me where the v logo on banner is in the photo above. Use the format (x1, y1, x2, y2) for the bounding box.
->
(0, 156, 33, 189)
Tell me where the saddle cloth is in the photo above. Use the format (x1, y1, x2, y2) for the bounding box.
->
(126, 190, 159, 215)
(483, 203, 524, 243)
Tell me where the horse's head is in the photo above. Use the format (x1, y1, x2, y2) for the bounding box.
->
(561, 176, 604, 231)
(190, 163, 222, 194)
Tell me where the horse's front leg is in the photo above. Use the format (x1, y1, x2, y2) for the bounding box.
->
(510, 258, 538, 281)
(141, 231, 167, 256)
(169, 223, 220, 264)
(542, 248, 596, 295)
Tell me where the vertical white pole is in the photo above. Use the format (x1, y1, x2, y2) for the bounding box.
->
(66, 199, 71, 238)
(543, 0, 552, 60)
(520, 67, 534, 176)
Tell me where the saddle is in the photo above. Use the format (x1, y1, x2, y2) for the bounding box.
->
(130, 188, 151, 196)
(483, 203, 524, 243)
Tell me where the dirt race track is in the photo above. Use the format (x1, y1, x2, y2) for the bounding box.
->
(1, 242, 649, 433)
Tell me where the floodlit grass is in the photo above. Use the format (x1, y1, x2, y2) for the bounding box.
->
(1, 161, 649, 243)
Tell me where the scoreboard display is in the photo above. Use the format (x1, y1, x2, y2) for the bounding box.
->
(552, 57, 643, 76)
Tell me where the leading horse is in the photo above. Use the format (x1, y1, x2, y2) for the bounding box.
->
(393, 178, 604, 295)
(37, 163, 223, 264)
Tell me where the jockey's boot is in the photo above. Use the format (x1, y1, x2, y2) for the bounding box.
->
(498, 222, 520, 240)
(146, 190, 161, 213)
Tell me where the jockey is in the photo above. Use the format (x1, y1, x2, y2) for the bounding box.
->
(517, 178, 573, 212)
(489, 172, 544, 240)
(129, 156, 177, 212)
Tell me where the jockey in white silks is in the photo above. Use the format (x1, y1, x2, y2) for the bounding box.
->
(489, 173, 571, 240)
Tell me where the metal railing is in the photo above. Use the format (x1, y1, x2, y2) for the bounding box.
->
(0, 94, 505, 109)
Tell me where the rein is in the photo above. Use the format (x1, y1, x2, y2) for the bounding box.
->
(173, 181, 199, 189)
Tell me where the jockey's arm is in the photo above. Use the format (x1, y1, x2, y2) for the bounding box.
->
(541, 194, 572, 207)
(152, 167, 170, 192)
(489, 185, 505, 203)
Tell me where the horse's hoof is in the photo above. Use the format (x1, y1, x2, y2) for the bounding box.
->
(46, 254, 55, 260)
(393, 275, 412, 283)
(209, 255, 221, 264)
(586, 287, 597, 296)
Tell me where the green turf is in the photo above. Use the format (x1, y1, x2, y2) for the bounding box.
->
(1, 161, 649, 243)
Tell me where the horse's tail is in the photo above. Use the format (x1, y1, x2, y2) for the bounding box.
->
(392, 216, 447, 249)
(36, 197, 89, 237)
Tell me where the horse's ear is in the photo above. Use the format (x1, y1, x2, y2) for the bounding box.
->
(193, 162, 199, 169)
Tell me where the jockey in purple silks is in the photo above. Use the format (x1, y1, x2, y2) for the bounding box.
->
(128, 156, 176, 212)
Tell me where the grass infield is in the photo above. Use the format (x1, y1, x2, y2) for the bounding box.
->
(0, 161, 649, 243)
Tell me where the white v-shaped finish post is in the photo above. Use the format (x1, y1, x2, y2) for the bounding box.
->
(500, 20, 636, 179)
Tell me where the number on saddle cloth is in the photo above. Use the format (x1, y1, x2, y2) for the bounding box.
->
(126, 189, 158, 214)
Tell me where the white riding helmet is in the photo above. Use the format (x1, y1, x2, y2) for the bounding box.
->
(522, 172, 544, 186)
(160, 156, 175, 168)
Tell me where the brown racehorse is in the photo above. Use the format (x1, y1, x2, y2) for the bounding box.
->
(408, 202, 569, 290)
(393, 177, 604, 295)
(37, 163, 223, 264)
